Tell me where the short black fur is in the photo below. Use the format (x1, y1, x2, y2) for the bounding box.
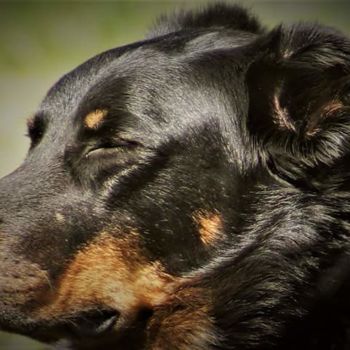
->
(1, 2, 350, 350)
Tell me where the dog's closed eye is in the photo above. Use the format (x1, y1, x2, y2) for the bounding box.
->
(85, 139, 140, 159)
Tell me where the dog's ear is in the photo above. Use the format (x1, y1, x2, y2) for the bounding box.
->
(247, 24, 350, 185)
(148, 3, 265, 38)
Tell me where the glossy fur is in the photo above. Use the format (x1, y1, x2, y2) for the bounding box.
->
(1, 3, 350, 349)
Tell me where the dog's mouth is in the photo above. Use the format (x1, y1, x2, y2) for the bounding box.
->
(48, 308, 120, 339)
(0, 305, 150, 345)
(0, 232, 175, 346)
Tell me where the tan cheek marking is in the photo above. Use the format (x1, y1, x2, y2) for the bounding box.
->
(193, 211, 224, 246)
(84, 109, 108, 129)
(147, 288, 218, 349)
(55, 213, 65, 223)
(35, 232, 177, 319)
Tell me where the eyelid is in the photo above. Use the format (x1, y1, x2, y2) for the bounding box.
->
(85, 139, 140, 158)
(95, 138, 140, 150)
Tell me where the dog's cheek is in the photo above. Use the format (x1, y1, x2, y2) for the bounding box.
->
(33, 231, 178, 323)
(193, 210, 224, 246)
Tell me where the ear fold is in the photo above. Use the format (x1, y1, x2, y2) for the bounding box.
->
(247, 24, 350, 175)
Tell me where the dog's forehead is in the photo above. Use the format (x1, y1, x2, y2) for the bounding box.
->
(37, 53, 165, 135)
(39, 45, 147, 116)
(40, 58, 179, 149)
(39, 30, 256, 127)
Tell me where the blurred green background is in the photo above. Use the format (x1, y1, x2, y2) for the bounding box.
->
(0, 1, 350, 349)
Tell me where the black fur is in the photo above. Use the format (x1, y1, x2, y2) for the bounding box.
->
(148, 3, 265, 37)
(1, 3, 350, 349)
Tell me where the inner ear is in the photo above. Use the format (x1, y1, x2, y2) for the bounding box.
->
(246, 27, 350, 169)
(248, 62, 345, 139)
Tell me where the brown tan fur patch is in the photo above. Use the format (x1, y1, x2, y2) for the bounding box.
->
(146, 287, 218, 349)
(84, 109, 108, 129)
(306, 100, 344, 137)
(193, 210, 224, 246)
(272, 88, 296, 132)
(34, 231, 177, 326)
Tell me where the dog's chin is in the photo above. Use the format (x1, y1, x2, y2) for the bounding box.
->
(0, 306, 151, 348)
(0, 306, 117, 342)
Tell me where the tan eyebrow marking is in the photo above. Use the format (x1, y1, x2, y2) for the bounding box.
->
(84, 109, 108, 129)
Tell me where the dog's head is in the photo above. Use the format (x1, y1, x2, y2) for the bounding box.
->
(1, 3, 350, 349)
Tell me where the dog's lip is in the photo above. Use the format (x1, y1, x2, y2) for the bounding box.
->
(0, 306, 120, 342)
(60, 308, 120, 338)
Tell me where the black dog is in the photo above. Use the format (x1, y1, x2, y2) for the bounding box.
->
(1, 3, 350, 349)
